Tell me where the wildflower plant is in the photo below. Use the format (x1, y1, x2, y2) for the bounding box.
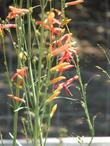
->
(0, 0, 95, 146)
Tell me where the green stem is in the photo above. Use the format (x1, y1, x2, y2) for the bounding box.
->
(12, 110, 18, 146)
(33, 0, 45, 145)
(76, 55, 94, 146)
(1, 35, 13, 93)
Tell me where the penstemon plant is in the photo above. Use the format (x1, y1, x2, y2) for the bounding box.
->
(0, 0, 95, 146)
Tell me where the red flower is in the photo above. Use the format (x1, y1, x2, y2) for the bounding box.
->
(58, 75, 78, 96)
(59, 51, 72, 63)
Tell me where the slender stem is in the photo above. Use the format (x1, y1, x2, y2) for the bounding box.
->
(43, 107, 51, 146)
(12, 110, 18, 146)
(33, 0, 45, 145)
(1, 36, 13, 93)
(76, 55, 94, 146)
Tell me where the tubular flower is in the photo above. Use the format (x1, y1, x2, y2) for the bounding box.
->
(7, 6, 29, 19)
(7, 94, 25, 103)
(50, 76, 66, 84)
(59, 51, 72, 63)
(50, 104, 58, 118)
(58, 75, 79, 96)
(47, 91, 60, 102)
(51, 44, 70, 56)
(11, 67, 28, 81)
(51, 27, 64, 35)
(36, 10, 63, 36)
(65, 0, 84, 7)
(55, 83, 64, 92)
(45, 11, 61, 26)
(0, 24, 16, 29)
(0, 24, 16, 36)
(50, 62, 70, 72)
(52, 33, 72, 47)
(36, 21, 50, 29)
(36, 21, 63, 35)
(58, 64, 74, 73)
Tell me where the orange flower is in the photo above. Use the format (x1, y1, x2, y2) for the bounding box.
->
(47, 11, 55, 24)
(0, 28, 3, 36)
(50, 104, 58, 118)
(47, 91, 60, 102)
(58, 64, 74, 73)
(7, 94, 25, 103)
(50, 62, 70, 72)
(11, 67, 28, 81)
(55, 83, 64, 92)
(65, 0, 84, 7)
(51, 76, 66, 84)
(7, 6, 29, 19)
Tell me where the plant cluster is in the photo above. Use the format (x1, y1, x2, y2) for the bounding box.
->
(0, 0, 96, 146)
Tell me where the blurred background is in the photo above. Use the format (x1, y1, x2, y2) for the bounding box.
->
(0, 0, 110, 138)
